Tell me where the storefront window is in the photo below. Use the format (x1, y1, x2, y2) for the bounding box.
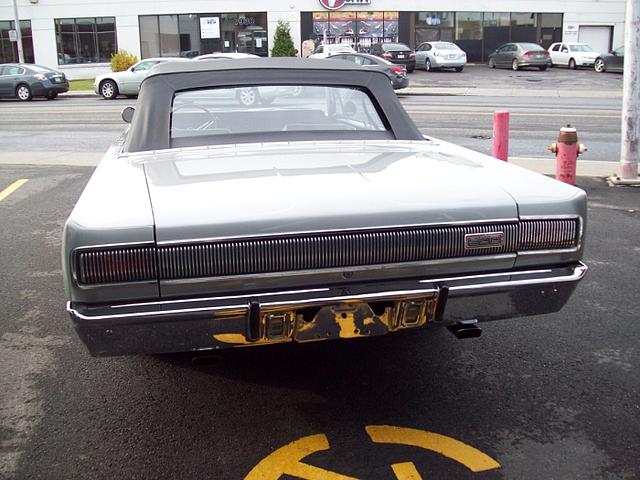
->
(415, 12, 454, 29)
(140, 16, 160, 58)
(140, 12, 267, 59)
(55, 17, 116, 64)
(0, 20, 34, 64)
(511, 12, 537, 43)
(483, 13, 510, 58)
(511, 13, 536, 27)
(456, 12, 482, 40)
(159, 15, 180, 56)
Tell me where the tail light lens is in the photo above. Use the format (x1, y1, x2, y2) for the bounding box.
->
(390, 66, 404, 75)
(382, 52, 393, 59)
(34, 73, 47, 81)
(543, 51, 550, 57)
(523, 51, 533, 58)
(409, 52, 415, 58)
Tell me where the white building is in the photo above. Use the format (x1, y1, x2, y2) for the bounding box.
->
(0, 0, 626, 79)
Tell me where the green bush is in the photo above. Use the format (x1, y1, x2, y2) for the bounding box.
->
(111, 50, 138, 72)
(271, 20, 298, 57)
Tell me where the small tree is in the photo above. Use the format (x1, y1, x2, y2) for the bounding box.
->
(271, 20, 298, 57)
(111, 50, 138, 72)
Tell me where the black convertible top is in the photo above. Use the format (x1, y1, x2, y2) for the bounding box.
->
(124, 58, 425, 153)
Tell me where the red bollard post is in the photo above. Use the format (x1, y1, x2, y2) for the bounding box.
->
(548, 125, 587, 186)
(492, 111, 510, 161)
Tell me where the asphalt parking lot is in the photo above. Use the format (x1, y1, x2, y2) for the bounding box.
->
(405, 63, 623, 92)
(0, 62, 638, 479)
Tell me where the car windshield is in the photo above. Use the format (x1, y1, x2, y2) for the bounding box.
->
(519, 43, 544, 51)
(170, 85, 388, 145)
(571, 45, 593, 52)
(434, 43, 458, 50)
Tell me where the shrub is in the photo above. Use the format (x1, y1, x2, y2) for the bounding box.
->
(111, 50, 138, 72)
(271, 20, 298, 57)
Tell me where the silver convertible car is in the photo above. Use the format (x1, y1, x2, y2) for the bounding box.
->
(63, 59, 587, 356)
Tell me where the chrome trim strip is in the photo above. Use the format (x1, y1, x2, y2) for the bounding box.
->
(114, 287, 331, 309)
(67, 287, 438, 322)
(448, 262, 587, 293)
(155, 219, 520, 246)
(67, 263, 587, 322)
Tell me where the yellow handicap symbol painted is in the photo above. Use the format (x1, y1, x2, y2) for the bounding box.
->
(245, 425, 500, 479)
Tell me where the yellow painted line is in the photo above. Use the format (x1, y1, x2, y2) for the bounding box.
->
(366, 425, 500, 473)
(391, 462, 423, 480)
(244, 434, 360, 480)
(404, 110, 619, 119)
(0, 179, 28, 202)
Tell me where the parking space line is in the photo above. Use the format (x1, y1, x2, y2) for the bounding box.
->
(0, 179, 28, 202)
(391, 462, 423, 480)
(366, 425, 500, 473)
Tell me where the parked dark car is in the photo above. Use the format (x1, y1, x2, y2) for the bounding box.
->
(370, 42, 416, 73)
(487, 43, 551, 71)
(329, 52, 409, 89)
(594, 46, 624, 73)
(0, 63, 68, 100)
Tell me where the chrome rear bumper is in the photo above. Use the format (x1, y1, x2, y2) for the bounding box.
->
(68, 262, 587, 356)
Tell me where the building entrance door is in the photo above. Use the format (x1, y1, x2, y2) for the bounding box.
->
(578, 26, 612, 54)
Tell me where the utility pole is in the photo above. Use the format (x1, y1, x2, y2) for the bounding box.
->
(11, 0, 24, 64)
(615, 0, 640, 182)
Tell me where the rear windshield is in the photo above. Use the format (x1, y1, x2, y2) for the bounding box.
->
(382, 43, 410, 51)
(29, 65, 54, 73)
(170, 85, 390, 147)
(519, 43, 544, 51)
(434, 43, 458, 50)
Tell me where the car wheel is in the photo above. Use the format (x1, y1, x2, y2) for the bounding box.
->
(237, 87, 259, 107)
(488, 58, 496, 69)
(512, 59, 519, 71)
(424, 59, 432, 72)
(455, 66, 464, 72)
(538, 65, 548, 71)
(46, 92, 58, 100)
(100, 80, 118, 100)
(594, 58, 606, 73)
(15, 84, 32, 101)
(569, 58, 577, 70)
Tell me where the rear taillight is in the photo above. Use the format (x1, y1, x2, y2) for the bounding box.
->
(34, 73, 47, 81)
(543, 51, 550, 57)
(390, 66, 404, 75)
(382, 52, 393, 59)
(523, 51, 533, 58)
(409, 52, 415, 58)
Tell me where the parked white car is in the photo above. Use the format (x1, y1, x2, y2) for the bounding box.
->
(548, 43, 599, 69)
(94, 57, 189, 99)
(193, 52, 259, 60)
(415, 41, 467, 72)
(309, 43, 357, 59)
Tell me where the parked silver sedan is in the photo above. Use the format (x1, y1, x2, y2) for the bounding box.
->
(415, 42, 467, 72)
(488, 42, 551, 71)
(63, 58, 587, 357)
(94, 57, 189, 99)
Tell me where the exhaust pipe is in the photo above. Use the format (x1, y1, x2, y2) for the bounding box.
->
(447, 319, 482, 339)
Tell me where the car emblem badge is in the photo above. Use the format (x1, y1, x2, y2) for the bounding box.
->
(464, 232, 505, 250)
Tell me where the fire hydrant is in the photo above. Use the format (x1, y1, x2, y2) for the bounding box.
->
(548, 125, 587, 185)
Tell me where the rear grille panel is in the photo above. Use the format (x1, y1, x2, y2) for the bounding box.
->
(519, 218, 579, 251)
(76, 246, 157, 285)
(75, 219, 580, 285)
(158, 223, 520, 280)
